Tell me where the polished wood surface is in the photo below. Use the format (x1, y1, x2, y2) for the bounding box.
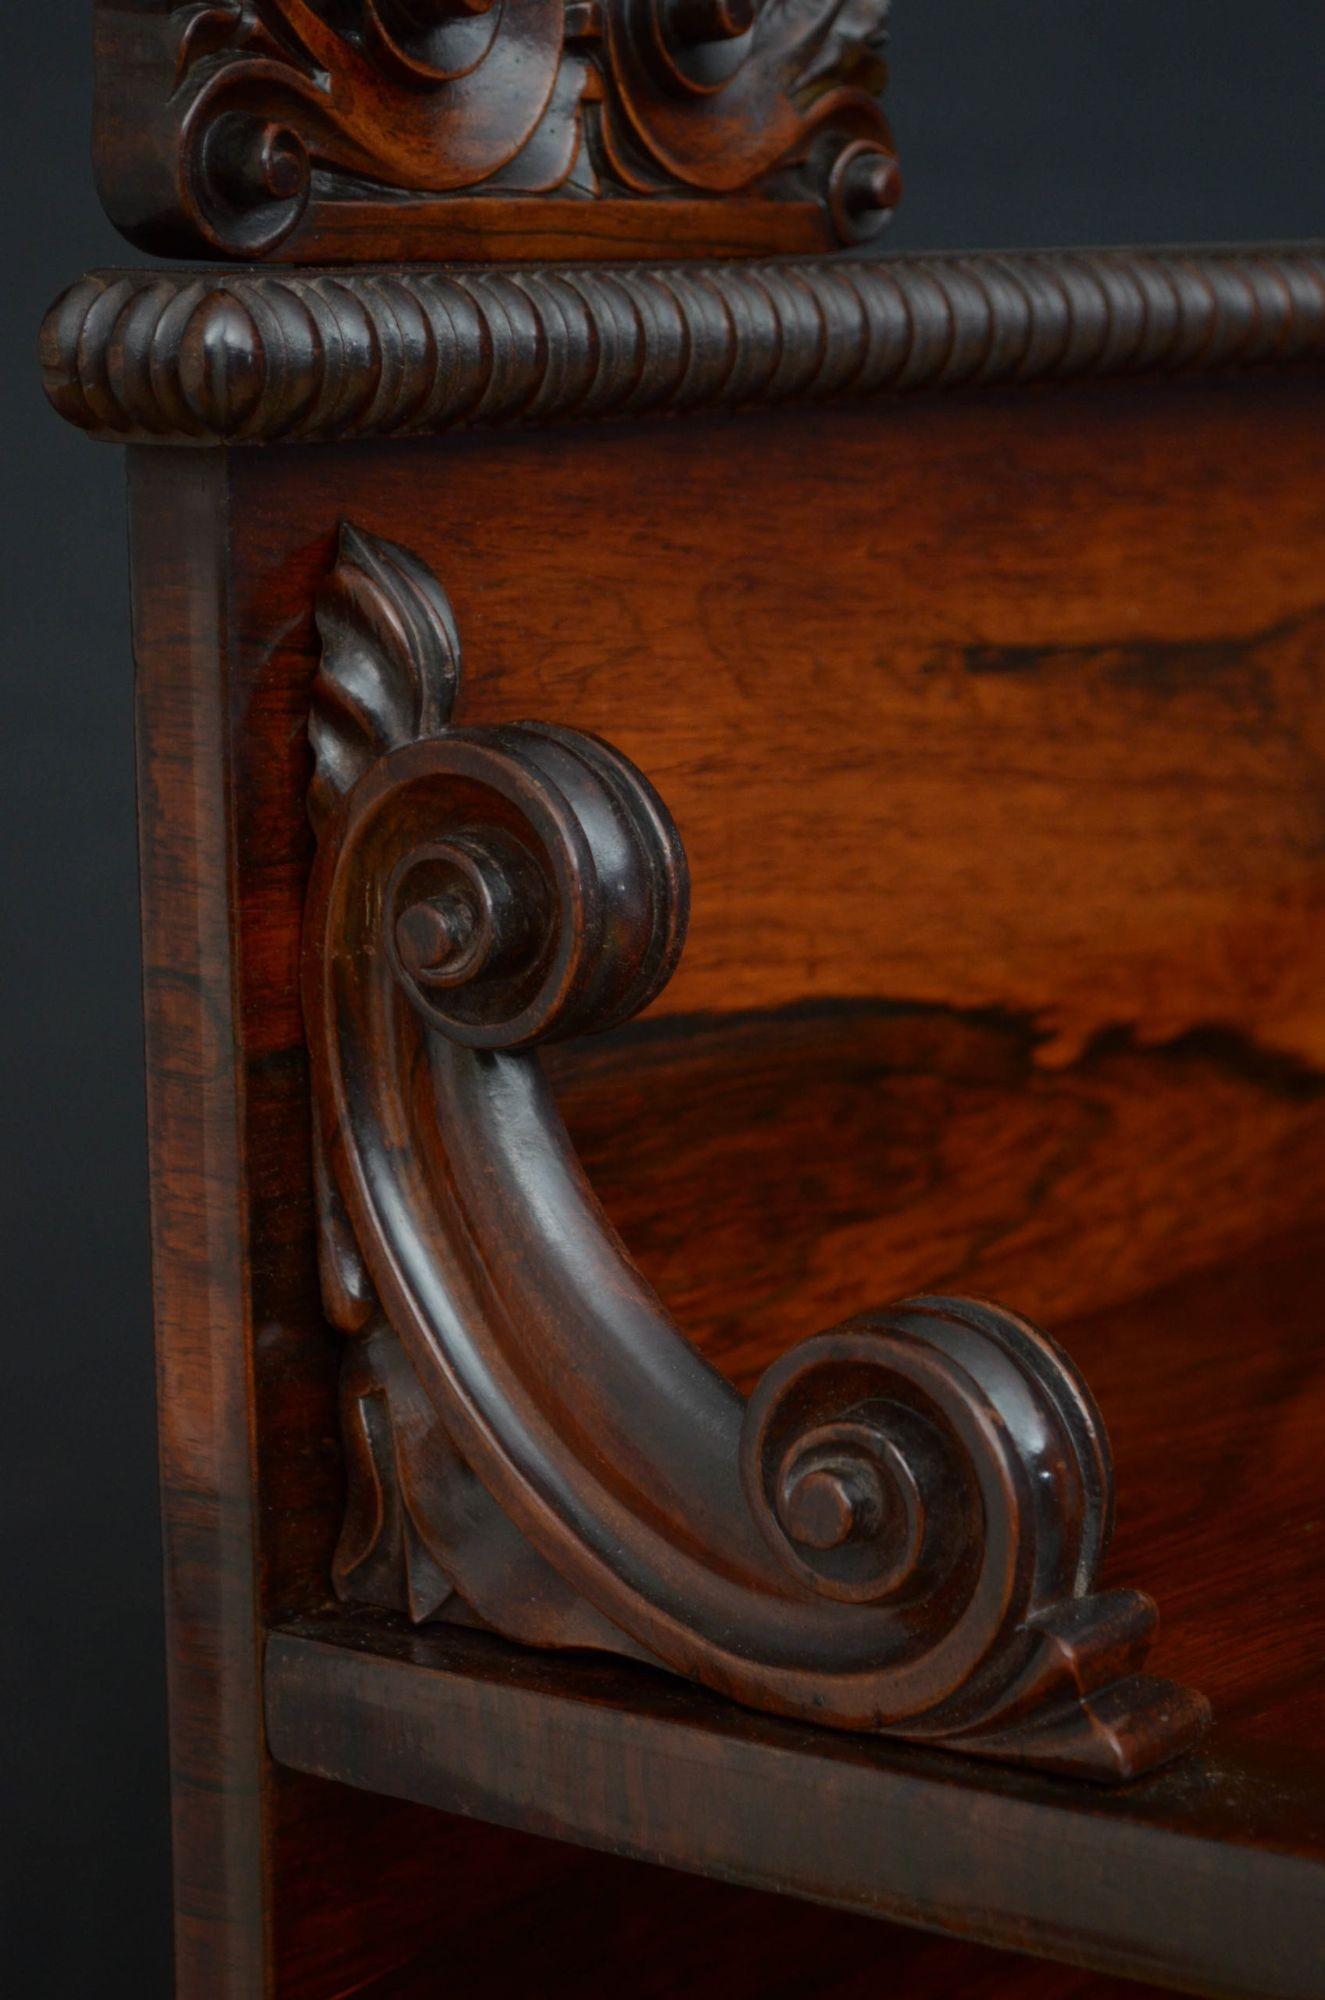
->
(274, 1780, 1181, 2000)
(302, 521, 1206, 1777)
(45, 0, 1325, 1982)
(267, 1225, 1325, 1999)
(553, 1005, 1325, 1385)
(43, 246, 1325, 446)
(223, 380, 1325, 1061)
(130, 458, 267, 1990)
(91, 0, 898, 261)
(128, 452, 527, 1994)
(119, 358, 1325, 1989)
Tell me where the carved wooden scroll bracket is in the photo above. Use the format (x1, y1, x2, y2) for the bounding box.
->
(304, 523, 1210, 1783)
(94, 0, 899, 261)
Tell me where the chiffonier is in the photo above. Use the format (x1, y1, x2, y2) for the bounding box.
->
(43, 4, 1325, 1995)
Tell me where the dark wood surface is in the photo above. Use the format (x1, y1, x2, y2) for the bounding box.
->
(274, 1777, 1183, 2000)
(130, 455, 268, 1992)
(224, 376, 1325, 1096)
(91, 0, 898, 261)
(52, 1, 1325, 1983)
(43, 245, 1325, 446)
(128, 451, 537, 1996)
(267, 1225, 1325, 2000)
(301, 519, 1207, 1777)
(304, 520, 1216, 1784)
(123, 364, 1325, 1990)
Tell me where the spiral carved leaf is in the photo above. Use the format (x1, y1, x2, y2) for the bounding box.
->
(309, 522, 460, 834)
(744, 1297, 1111, 1610)
(601, 0, 895, 201)
(305, 525, 1209, 1782)
(115, 0, 574, 256)
(736, 1298, 1177, 1760)
(336, 1316, 651, 1653)
(93, 0, 896, 258)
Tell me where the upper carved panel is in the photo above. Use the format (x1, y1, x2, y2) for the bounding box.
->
(93, 0, 900, 260)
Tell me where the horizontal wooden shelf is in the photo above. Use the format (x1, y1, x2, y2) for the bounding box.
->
(266, 1235, 1325, 1999)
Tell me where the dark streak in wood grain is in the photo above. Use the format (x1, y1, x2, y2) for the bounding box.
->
(113, 346, 1325, 1988)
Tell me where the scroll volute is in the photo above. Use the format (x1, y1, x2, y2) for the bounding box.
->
(304, 523, 1209, 1783)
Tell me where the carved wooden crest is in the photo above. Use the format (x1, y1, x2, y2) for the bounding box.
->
(302, 523, 1210, 1782)
(94, 0, 901, 259)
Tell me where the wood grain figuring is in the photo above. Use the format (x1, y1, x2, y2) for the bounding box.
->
(1082, 1239, 1325, 1754)
(551, 1006, 1325, 1389)
(130, 455, 267, 1993)
(91, 0, 898, 261)
(129, 452, 719, 1997)
(218, 379, 1325, 1073)
(302, 521, 1206, 1778)
(117, 357, 1325, 1988)
(42, 246, 1325, 444)
(265, 1228, 1325, 2000)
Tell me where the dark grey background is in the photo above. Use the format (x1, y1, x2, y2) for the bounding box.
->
(3, 4, 1322, 1992)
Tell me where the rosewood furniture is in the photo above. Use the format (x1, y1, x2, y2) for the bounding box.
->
(45, 4, 1325, 1995)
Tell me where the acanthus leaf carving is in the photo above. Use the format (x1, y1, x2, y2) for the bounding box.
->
(94, 0, 901, 258)
(335, 1315, 661, 1654)
(601, 0, 891, 194)
(304, 522, 1210, 1783)
(335, 1317, 458, 1625)
(309, 520, 460, 833)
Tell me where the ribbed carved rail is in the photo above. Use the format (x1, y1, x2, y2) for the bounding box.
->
(42, 245, 1325, 445)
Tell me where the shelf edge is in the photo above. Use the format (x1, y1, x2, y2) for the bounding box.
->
(265, 1617, 1325, 2000)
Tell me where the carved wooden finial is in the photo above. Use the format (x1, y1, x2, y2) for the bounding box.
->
(303, 525, 1210, 1784)
(92, 0, 899, 260)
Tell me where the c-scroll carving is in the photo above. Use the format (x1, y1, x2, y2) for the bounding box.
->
(93, 1, 901, 259)
(304, 523, 1210, 1782)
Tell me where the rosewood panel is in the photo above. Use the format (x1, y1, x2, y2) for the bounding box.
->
(210, 379, 1325, 1378)
(299, 520, 1206, 1776)
(220, 382, 1325, 1064)
(265, 1223, 1325, 1999)
(553, 1006, 1325, 1388)
(123, 361, 1325, 1986)
(129, 451, 669, 1995)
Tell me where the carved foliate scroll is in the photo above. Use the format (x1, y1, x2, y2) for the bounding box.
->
(304, 523, 1210, 1783)
(94, 0, 900, 259)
